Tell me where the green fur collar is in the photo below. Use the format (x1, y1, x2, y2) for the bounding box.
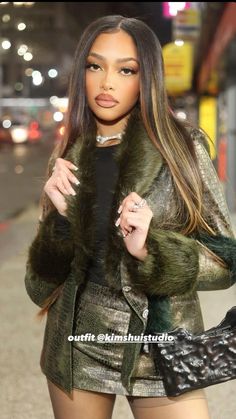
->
(64, 106, 164, 291)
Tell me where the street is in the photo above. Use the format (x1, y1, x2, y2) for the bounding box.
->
(0, 139, 54, 222)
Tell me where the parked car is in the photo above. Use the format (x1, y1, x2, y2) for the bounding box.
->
(27, 120, 42, 144)
(0, 119, 42, 145)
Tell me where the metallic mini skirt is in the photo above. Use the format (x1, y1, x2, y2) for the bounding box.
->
(72, 280, 166, 397)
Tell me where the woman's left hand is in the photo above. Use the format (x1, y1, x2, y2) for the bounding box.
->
(115, 192, 153, 260)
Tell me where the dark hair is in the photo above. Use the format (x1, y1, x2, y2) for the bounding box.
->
(37, 14, 217, 318)
(40, 15, 214, 234)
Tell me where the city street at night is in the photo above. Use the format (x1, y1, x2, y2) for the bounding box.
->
(1, 2, 236, 419)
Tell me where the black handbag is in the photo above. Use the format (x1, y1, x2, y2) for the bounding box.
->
(151, 306, 236, 397)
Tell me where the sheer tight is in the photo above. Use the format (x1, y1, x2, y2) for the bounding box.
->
(47, 379, 211, 419)
(127, 390, 210, 419)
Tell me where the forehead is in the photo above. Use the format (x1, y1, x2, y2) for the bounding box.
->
(88, 30, 138, 58)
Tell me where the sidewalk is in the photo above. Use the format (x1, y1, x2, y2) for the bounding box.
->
(0, 203, 235, 419)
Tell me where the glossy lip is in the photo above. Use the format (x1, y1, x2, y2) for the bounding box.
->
(95, 93, 118, 102)
(95, 99, 118, 108)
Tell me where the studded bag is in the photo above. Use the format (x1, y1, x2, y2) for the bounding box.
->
(151, 306, 236, 396)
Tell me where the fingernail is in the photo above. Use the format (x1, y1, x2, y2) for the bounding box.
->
(115, 218, 120, 227)
(117, 206, 122, 214)
(73, 166, 79, 171)
(74, 179, 80, 185)
(71, 190, 76, 196)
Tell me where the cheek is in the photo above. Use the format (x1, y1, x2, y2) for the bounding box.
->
(123, 78, 140, 99)
(85, 74, 97, 98)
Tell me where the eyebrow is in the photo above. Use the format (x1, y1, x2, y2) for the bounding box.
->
(87, 52, 139, 64)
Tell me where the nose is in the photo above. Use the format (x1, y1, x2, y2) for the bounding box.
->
(100, 70, 114, 91)
(103, 85, 113, 91)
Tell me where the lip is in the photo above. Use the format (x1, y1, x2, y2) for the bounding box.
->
(95, 99, 118, 108)
(95, 93, 118, 102)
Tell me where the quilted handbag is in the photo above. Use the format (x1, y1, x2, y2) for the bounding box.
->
(151, 306, 236, 396)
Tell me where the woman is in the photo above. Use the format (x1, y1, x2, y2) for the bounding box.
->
(25, 15, 235, 419)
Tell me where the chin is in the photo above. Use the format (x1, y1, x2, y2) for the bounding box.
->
(91, 105, 132, 123)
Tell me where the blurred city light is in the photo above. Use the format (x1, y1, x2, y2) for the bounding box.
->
(11, 128, 28, 143)
(2, 119, 11, 128)
(2, 14, 10, 22)
(59, 125, 65, 136)
(14, 164, 24, 173)
(53, 111, 63, 122)
(174, 39, 184, 47)
(17, 44, 28, 56)
(49, 96, 58, 106)
(14, 82, 23, 91)
(32, 70, 41, 78)
(176, 110, 187, 120)
(25, 68, 33, 77)
(48, 69, 58, 78)
(1, 39, 11, 49)
(163, 2, 190, 18)
(32, 71, 43, 86)
(17, 22, 26, 31)
(23, 52, 33, 61)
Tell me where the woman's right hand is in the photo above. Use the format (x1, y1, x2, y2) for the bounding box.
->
(44, 158, 80, 217)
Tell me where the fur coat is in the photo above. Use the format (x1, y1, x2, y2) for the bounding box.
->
(25, 107, 236, 394)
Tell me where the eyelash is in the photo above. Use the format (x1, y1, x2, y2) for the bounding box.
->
(85, 63, 137, 76)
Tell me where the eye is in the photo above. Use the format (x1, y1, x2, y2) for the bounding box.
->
(120, 67, 137, 76)
(85, 63, 101, 71)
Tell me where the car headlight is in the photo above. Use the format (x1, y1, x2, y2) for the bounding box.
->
(10, 127, 28, 143)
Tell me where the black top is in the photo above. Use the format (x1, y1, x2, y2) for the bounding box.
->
(87, 143, 120, 285)
(54, 143, 120, 286)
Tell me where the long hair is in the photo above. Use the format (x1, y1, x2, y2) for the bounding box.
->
(37, 15, 216, 318)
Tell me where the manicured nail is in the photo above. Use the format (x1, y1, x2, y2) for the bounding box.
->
(117, 206, 122, 214)
(74, 179, 80, 185)
(73, 166, 79, 171)
(115, 217, 120, 227)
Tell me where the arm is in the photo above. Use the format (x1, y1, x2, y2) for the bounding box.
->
(24, 147, 78, 306)
(24, 209, 74, 307)
(191, 128, 235, 290)
(124, 129, 235, 296)
(28, 209, 74, 282)
(24, 261, 63, 308)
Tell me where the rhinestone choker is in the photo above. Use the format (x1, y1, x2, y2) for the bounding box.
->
(96, 132, 124, 144)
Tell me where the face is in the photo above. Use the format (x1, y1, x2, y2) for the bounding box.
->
(85, 30, 140, 123)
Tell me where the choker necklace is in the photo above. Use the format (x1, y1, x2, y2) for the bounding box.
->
(96, 132, 124, 145)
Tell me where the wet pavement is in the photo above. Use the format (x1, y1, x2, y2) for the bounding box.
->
(0, 203, 235, 419)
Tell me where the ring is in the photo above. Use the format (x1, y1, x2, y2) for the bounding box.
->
(132, 198, 146, 211)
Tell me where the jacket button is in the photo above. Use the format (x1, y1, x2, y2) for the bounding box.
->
(123, 286, 132, 292)
(142, 308, 149, 319)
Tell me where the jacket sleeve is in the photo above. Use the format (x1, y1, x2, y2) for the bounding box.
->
(24, 261, 63, 308)
(24, 210, 74, 307)
(190, 128, 235, 291)
(27, 209, 74, 282)
(124, 129, 235, 296)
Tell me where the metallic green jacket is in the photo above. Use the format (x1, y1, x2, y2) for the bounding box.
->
(25, 109, 235, 394)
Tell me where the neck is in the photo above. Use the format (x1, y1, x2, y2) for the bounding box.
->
(95, 112, 130, 138)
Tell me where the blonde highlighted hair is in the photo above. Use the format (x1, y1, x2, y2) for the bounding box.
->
(37, 15, 217, 318)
